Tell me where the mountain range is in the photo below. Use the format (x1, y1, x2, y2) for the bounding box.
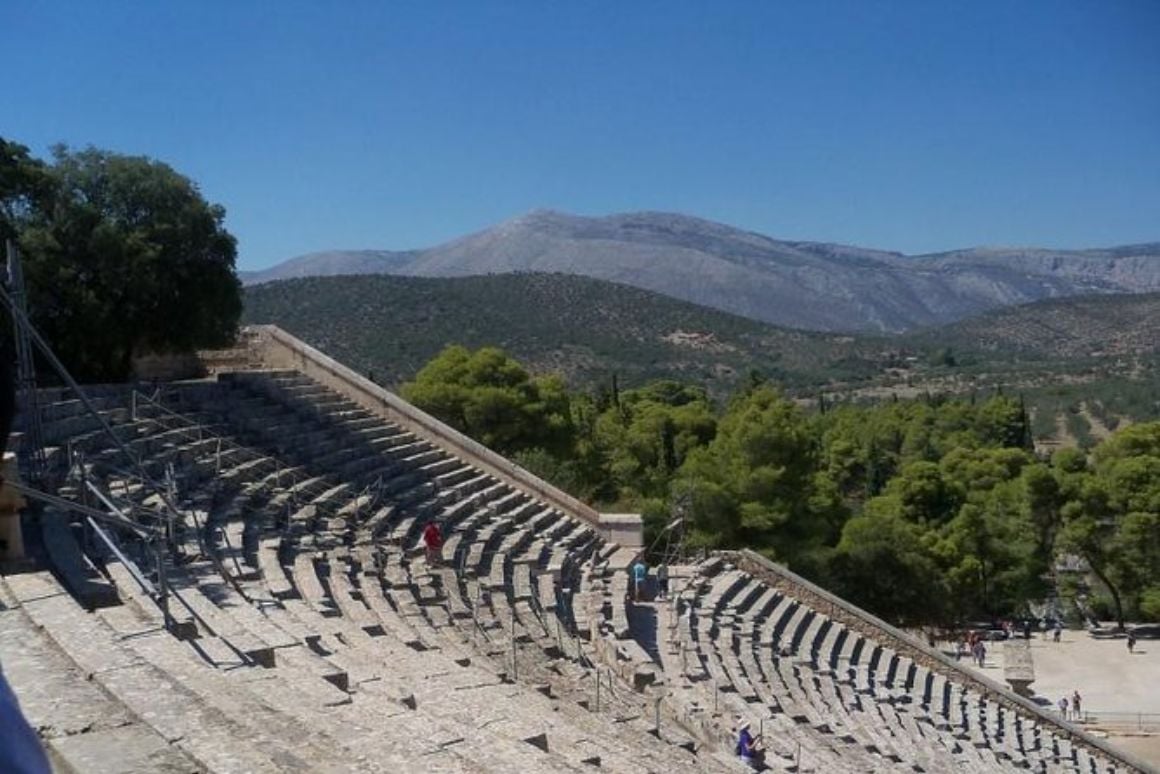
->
(241, 210, 1160, 332)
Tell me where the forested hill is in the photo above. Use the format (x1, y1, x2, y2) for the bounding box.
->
(241, 273, 891, 392)
(905, 291, 1160, 359)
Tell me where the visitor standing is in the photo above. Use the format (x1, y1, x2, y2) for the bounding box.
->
(1058, 696, 1068, 717)
(631, 559, 648, 602)
(1127, 632, 1137, 654)
(422, 520, 443, 566)
(656, 563, 669, 601)
(1072, 691, 1082, 721)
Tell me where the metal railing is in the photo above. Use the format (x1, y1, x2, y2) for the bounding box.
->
(1078, 710, 1160, 731)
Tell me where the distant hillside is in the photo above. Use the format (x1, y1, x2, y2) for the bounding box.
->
(242, 209, 1160, 332)
(238, 249, 416, 284)
(907, 292, 1160, 359)
(241, 273, 894, 393)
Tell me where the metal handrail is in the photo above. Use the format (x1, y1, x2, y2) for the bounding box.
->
(0, 283, 187, 532)
(130, 388, 380, 521)
(1079, 710, 1160, 729)
(7, 479, 158, 539)
(85, 516, 156, 597)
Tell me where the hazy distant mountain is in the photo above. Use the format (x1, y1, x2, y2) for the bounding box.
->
(238, 249, 416, 284)
(242, 210, 1160, 332)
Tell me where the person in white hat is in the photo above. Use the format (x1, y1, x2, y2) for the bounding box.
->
(736, 719, 762, 767)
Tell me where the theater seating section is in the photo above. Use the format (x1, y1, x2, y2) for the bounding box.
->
(0, 329, 1147, 773)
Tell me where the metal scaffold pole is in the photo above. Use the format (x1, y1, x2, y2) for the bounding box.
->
(6, 240, 47, 484)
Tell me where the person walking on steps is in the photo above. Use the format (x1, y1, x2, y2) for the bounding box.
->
(422, 520, 444, 567)
(656, 563, 669, 601)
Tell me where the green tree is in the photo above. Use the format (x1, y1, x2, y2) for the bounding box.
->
(593, 380, 716, 501)
(675, 386, 829, 558)
(402, 345, 574, 456)
(831, 510, 946, 626)
(878, 461, 963, 526)
(1055, 423, 1160, 626)
(939, 485, 1041, 620)
(10, 142, 241, 380)
(0, 138, 53, 241)
(1022, 462, 1063, 565)
(1058, 488, 1123, 627)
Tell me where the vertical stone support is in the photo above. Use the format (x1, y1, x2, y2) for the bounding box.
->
(598, 513, 643, 549)
(0, 452, 27, 561)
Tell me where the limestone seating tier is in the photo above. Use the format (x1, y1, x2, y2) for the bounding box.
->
(656, 559, 1128, 774)
(9, 366, 1147, 773)
(8, 374, 738, 772)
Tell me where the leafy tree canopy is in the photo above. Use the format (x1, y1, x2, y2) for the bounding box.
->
(2, 138, 241, 381)
(401, 344, 573, 456)
(389, 330, 1160, 628)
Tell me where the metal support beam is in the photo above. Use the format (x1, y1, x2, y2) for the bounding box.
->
(0, 276, 184, 526)
(7, 479, 158, 538)
(5, 241, 47, 483)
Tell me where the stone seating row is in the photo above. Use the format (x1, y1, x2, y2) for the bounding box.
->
(20, 374, 738, 771)
(0, 573, 203, 772)
(198, 371, 730, 769)
(66, 406, 616, 768)
(24, 375, 1134, 772)
(661, 559, 1125, 773)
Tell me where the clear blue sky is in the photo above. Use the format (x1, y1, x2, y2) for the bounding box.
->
(4, 2, 1158, 270)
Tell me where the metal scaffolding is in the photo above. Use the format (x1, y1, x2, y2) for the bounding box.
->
(5, 240, 46, 484)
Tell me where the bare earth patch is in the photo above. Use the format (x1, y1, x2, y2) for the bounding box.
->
(661, 330, 735, 353)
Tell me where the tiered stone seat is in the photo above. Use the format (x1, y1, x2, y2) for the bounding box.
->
(0, 573, 202, 772)
(658, 557, 1133, 773)
(8, 373, 736, 771)
(8, 348, 1144, 773)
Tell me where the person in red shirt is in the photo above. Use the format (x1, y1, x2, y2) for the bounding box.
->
(422, 520, 444, 566)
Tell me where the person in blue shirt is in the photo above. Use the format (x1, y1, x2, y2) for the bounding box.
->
(631, 559, 647, 602)
(736, 720, 762, 768)
(0, 666, 51, 774)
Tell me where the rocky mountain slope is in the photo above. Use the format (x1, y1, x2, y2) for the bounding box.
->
(242, 210, 1160, 332)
